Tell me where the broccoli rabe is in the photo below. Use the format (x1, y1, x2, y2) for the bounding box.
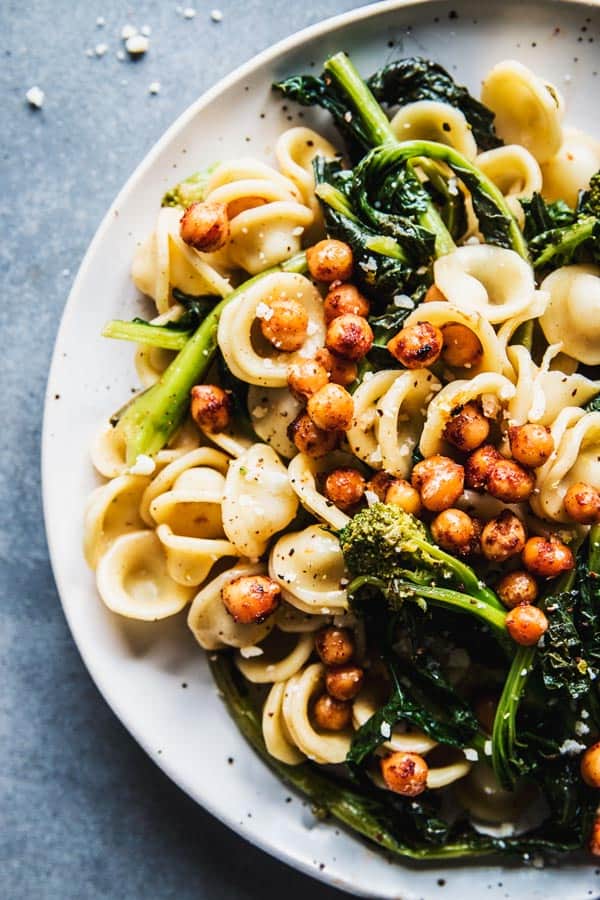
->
(161, 163, 219, 208)
(527, 171, 600, 270)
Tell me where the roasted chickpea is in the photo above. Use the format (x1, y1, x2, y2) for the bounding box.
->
(522, 536, 575, 578)
(312, 693, 352, 731)
(190, 384, 233, 433)
(307, 239, 354, 283)
(508, 423, 554, 469)
(431, 508, 476, 556)
(307, 383, 354, 432)
(326, 313, 374, 361)
(287, 360, 329, 401)
(443, 403, 490, 453)
(180, 200, 230, 251)
(258, 296, 308, 352)
(366, 470, 396, 502)
(385, 479, 423, 516)
(589, 817, 600, 857)
(580, 742, 600, 789)
(441, 323, 483, 369)
(480, 510, 527, 563)
(387, 321, 443, 369)
(315, 347, 358, 387)
(487, 458, 535, 503)
(325, 664, 365, 701)
(496, 571, 538, 609)
(564, 481, 600, 525)
(505, 604, 548, 646)
(380, 751, 429, 797)
(474, 695, 498, 735)
(424, 284, 447, 302)
(324, 467, 366, 511)
(411, 455, 465, 512)
(323, 283, 370, 322)
(287, 412, 339, 458)
(221, 575, 280, 625)
(315, 626, 355, 666)
(464, 444, 502, 492)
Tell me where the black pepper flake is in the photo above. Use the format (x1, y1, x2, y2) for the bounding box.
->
(228, 757, 234, 764)
(54, 393, 60, 400)
(438, 879, 446, 887)
(448, 10, 458, 19)
(181, 682, 188, 688)
(442, 122, 451, 132)
(285, 796, 292, 803)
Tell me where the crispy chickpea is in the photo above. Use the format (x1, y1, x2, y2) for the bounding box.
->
(564, 481, 600, 525)
(474, 695, 498, 734)
(441, 323, 483, 369)
(190, 384, 233, 433)
(367, 470, 396, 502)
(387, 321, 443, 369)
(424, 284, 447, 302)
(480, 510, 527, 563)
(326, 313, 374, 361)
(589, 817, 600, 857)
(325, 664, 365, 701)
(315, 626, 355, 666)
(385, 479, 423, 516)
(324, 467, 366, 511)
(180, 200, 230, 251)
(380, 751, 429, 797)
(508, 423, 554, 469)
(497, 571, 538, 609)
(287, 360, 329, 401)
(221, 575, 280, 625)
(431, 508, 476, 556)
(487, 458, 535, 503)
(315, 347, 358, 387)
(258, 296, 308, 352)
(580, 742, 600, 789)
(307, 239, 354, 283)
(312, 693, 352, 731)
(287, 412, 339, 458)
(323, 283, 370, 322)
(464, 444, 502, 492)
(505, 604, 548, 646)
(522, 536, 575, 578)
(443, 403, 490, 453)
(411, 455, 465, 512)
(307, 383, 354, 432)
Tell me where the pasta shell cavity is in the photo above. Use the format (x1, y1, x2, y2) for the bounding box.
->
(433, 245, 537, 324)
(390, 100, 478, 160)
(140, 447, 230, 525)
(221, 443, 299, 559)
(217, 272, 326, 387)
(247, 385, 303, 459)
(420, 372, 516, 458)
(347, 369, 441, 476)
(84, 474, 150, 569)
(96, 530, 195, 620)
(281, 663, 353, 764)
(269, 525, 348, 615)
(476, 145, 542, 224)
(287, 450, 355, 529)
(235, 629, 314, 683)
(481, 60, 564, 164)
(540, 265, 600, 366)
(541, 127, 600, 208)
(275, 127, 339, 222)
(262, 682, 306, 765)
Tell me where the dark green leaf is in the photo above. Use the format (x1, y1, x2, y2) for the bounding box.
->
(539, 592, 590, 699)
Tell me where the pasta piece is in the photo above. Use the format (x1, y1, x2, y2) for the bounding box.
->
(539, 265, 600, 366)
(96, 530, 195, 620)
(269, 525, 348, 615)
(84, 473, 150, 569)
(275, 126, 339, 230)
(197, 423, 254, 459)
(91, 417, 201, 480)
(235, 629, 314, 683)
(275, 603, 332, 633)
(218, 272, 326, 387)
(481, 60, 564, 164)
(433, 245, 537, 324)
(390, 100, 477, 160)
(140, 446, 229, 525)
(150, 466, 227, 537)
(134, 305, 185, 387)
(347, 369, 441, 476)
(456, 763, 547, 832)
(221, 443, 298, 558)
(282, 663, 353, 764)
(476, 145, 542, 225)
(420, 372, 515, 458)
(203, 158, 313, 273)
(132, 206, 232, 314)
(247, 385, 303, 459)
(262, 682, 306, 765)
(287, 451, 355, 529)
(156, 524, 237, 587)
(541, 127, 600, 208)
(187, 561, 274, 650)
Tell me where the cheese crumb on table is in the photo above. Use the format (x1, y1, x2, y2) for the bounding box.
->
(125, 34, 149, 56)
(25, 86, 45, 108)
(183, 7, 197, 18)
(211, 8, 223, 21)
(148, 81, 161, 95)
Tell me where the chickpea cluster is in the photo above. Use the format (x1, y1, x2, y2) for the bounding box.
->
(311, 626, 364, 732)
(387, 317, 483, 371)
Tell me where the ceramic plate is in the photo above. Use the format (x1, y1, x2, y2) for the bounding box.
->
(42, 1, 600, 897)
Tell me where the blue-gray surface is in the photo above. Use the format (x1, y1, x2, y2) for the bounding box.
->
(0, 2, 367, 897)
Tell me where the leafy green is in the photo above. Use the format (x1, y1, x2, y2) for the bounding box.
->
(161, 163, 219, 208)
(367, 56, 501, 151)
(520, 193, 575, 240)
(526, 172, 600, 270)
(538, 592, 589, 700)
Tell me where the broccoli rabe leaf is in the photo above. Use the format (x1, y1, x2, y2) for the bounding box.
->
(161, 163, 219, 208)
(367, 56, 501, 151)
(520, 192, 575, 240)
(525, 172, 600, 270)
(538, 592, 590, 700)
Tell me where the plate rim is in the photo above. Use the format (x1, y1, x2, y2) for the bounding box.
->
(41, 0, 600, 896)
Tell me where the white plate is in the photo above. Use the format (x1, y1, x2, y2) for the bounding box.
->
(43, 1, 600, 897)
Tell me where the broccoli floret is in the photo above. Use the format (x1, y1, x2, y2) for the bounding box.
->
(582, 171, 600, 217)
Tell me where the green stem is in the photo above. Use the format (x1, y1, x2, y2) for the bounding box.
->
(324, 52, 397, 148)
(533, 218, 595, 268)
(102, 320, 191, 350)
(411, 536, 505, 612)
(402, 582, 508, 638)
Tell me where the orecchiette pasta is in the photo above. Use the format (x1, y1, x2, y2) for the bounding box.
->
(287, 451, 354, 529)
(247, 385, 302, 459)
(235, 629, 314, 683)
(134, 305, 186, 387)
(218, 271, 326, 387)
(541, 127, 600, 208)
(281, 663, 353, 764)
(390, 100, 478, 160)
(90, 416, 200, 480)
(475, 145, 542, 225)
(140, 446, 229, 525)
(84, 473, 150, 569)
(539, 264, 600, 365)
(269, 525, 348, 615)
(262, 681, 306, 765)
(275, 126, 339, 230)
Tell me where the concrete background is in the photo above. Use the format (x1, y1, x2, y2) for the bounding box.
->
(0, 2, 366, 897)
